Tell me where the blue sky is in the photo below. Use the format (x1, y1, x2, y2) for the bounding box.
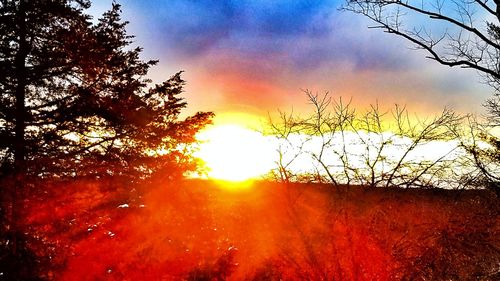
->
(89, 0, 492, 124)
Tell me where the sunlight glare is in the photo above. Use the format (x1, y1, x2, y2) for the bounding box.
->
(195, 125, 275, 181)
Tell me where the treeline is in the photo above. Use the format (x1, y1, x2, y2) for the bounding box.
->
(267, 91, 500, 191)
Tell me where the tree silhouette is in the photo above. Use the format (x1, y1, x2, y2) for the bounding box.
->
(0, 0, 213, 262)
(344, 0, 500, 190)
(268, 92, 465, 189)
(344, 0, 500, 89)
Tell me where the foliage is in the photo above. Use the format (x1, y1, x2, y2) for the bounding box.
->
(0, 0, 213, 276)
(0, 0, 213, 180)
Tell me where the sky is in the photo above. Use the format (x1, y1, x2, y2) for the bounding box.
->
(89, 0, 492, 128)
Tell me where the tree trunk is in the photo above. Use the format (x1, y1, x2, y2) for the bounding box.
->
(12, 0, 28, 255)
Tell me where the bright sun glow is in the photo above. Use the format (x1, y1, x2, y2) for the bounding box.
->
(193, 120, 468, 186)
(195, 125, 276, 182)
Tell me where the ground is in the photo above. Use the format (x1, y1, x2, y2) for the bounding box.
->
(5, 179, 500, 280)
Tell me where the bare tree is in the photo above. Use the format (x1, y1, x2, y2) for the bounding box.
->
(267, 110, 309, 183)
(269, 92, 466, 189)
(343, 0, 500, 90)
(456, 117, 500, 191)
(344, 0, 500, 190)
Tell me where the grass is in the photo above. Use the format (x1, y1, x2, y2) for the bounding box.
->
(4, 178, 499, 280)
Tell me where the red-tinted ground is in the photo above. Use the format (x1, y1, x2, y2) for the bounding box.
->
(21, 179, 500, 280)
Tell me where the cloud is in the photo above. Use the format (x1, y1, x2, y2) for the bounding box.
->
(241, 0, 335, 36)
(146, 0, 337, 56)
(111, 0, 491, 117)
(120, 0, 418, 74)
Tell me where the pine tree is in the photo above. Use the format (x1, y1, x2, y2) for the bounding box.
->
(1, 0, 212, 180)
(0, 0, 213, 270)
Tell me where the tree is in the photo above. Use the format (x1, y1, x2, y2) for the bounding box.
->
(268, 91, 466, 189)
(0, 0, 213, 264)
(459, 117, 500, 191)
(344, 0, 500, 89)
(1, 0, 212, 179)
(344, 0, 500, 190)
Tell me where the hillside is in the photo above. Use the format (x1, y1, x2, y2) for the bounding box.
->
(6, 179, 499, 280)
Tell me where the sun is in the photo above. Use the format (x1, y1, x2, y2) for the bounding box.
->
(194, 124, 275, 182)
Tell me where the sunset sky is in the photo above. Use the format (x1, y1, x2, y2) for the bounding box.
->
(90, 0, 492, 128)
